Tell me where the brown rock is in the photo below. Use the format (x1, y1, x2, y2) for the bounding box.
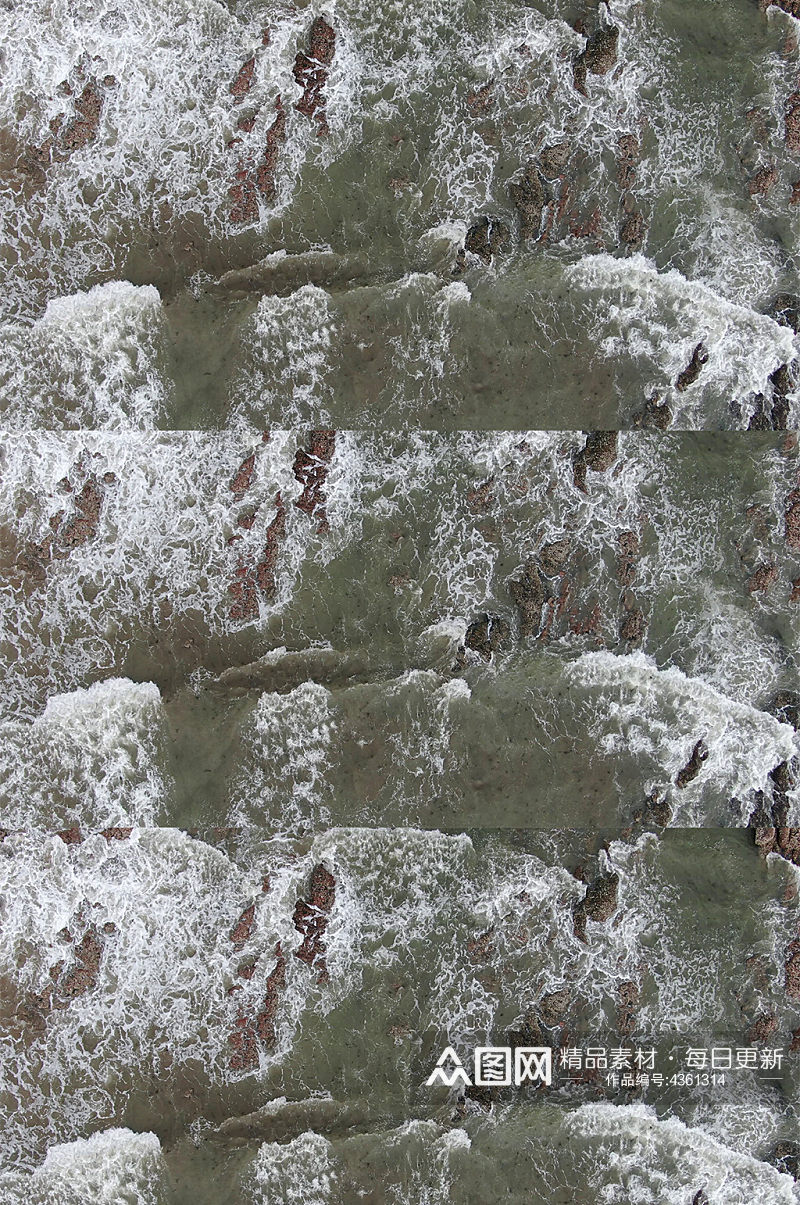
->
(617, 531, 639, 586)
(617, 133, 639, 189)
(464, 613, 510, 659)
(747, 1011, 778, 1044)
(747, 562, 778, 593)
(585, 431, 618, 471)
(786, 489, 800, 549)
(675, 740, 709, 789)
(293, 430, 336, 532)
(619, 605, 646, 644)
(633, 393, 672, 430)
(675, 343, 709, 391)
(57, 827, 83, 845)
(230, 904, 256, 951)
(48, 924, 106, 1007)
(229, 95, 287, 224)
(464, 216, 511, 263)
(293, 863, 336, 983)
(466, 82, 494, 116)
(539, 538, 571, 577)
(255, 943, 287, 1047)
(230, 453, 256, 499)
(540, 141, 571, 178)
(749, 164, 778, 197)
(584, 26, 619, 75)
(229, 491, 287, 621)
(231, 56, 256, 103)
(617, 979, 639, 1035)
(540, 988, 570, 1026)
(771, 1142, 800, 1181)
(574, 871, 619, 938)
(574, 431, 618, 489)
(583, 871, 619, 921)
(786, 90, 800, 152)
(293, 16, 336, 135)
(785, 939, 800, 999)
(620, 209, 644, 246)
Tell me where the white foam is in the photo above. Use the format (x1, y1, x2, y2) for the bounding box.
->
(0, 282, 167, 428)
(565, 650, 797, 821)
(230, 682, 335, 830)
(230, 285, 336, 428)
(566, 254, 797, 424)
(249, 1131, 334, 1205)
(565, 1102, 799, 1204)
(0, 677, 167, 828)
(0, 1129, 166, 1205)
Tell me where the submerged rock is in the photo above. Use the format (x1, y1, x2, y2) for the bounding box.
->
(230, 903, 256, 951)
(293, 429, 336, 533)
(229, 491, 287, 621)
(509, 562, 545, 637)
(747, 562, 778, 594)
(539, 141, 571, 178)
(633, 394, 673, 430)
(574, 26, 619, 94)
(786, 89, 800, 152)
(229, 96, 287, 223)
(584, 26, 619, 75)
(786, 489, 800, 550)
(509, 164, 546, 239)
(540, 988, 570, 1027)
(230, 56, 256, 103)
(769, 1141, 800, 1181)
(539, 538, 571, 577)
(573, 431, 618, 490)
(617, 979, 640, 1036)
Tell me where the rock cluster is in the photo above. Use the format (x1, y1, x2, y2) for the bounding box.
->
(39, 921, 114, 1013)
(293, 16, 336, 136)
(293, 862, 336, 984)
(24, 65, 116, 183)
(229, 97, 287, 224)
(573, 431, 618, 492)
(573, 26, 619, 96)
(463, 216, 511, 263)
(573, 871, 619, 940)
(229, 943, 287, 1070)
(32, 464, 117, 564)
(463, 613, 510, 659)
(786, 88, 800, 152)
(293, 429, 336, 533)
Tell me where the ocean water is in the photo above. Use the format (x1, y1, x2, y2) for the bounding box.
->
(3, 0, 800, 1199)
(1, 827, 800, 1200)
(1, 430, 798, 829)
(0, 0, 798, 427)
